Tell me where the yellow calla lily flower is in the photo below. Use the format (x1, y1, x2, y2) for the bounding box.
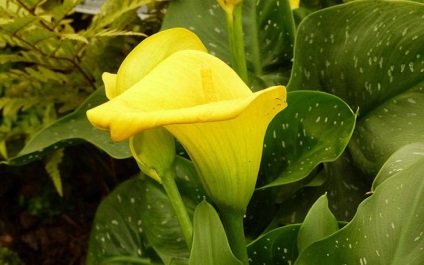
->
(87, 29, 287, 212)
(102, 28, 206, 184)
(103, 28, 207, 99)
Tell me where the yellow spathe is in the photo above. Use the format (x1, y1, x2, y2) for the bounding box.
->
(87, 28, 287, 211)
(103, 28, 207, 99)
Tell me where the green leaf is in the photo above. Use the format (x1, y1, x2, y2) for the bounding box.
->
(86, 155, 206, 265)
(372, 142, 424, 190)
(139, 156, 208, 264)
(162, 0, 296, 89)
(173, 156, 208, 205)
(295, 146, 424, 264)
(86, 176, 152, 265)
(297, 193, 339, 253)
(288, 0, 424, 175)
(276, 151, 371, 225)
(247, 224, 300, 265)
(3, 88, 131, 166)
(189, 201, 242, 265)
(138, 177, 189, 264)
(247, 91, 356, 235)
(258, 90, 356, 189)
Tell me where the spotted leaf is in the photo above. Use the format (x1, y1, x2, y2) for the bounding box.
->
(258, 90, 356, 189)
(247, 224, 300, 265)
(288, 1, 424, 175)
(295, 142, 424, 264)
(86, 176, 152, 265)
(87, 156, 207, 264)
(276, 151, 370, 223)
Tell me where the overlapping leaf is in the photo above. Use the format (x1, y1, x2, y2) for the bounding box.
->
(295, 143, 424, 264)
(288, 0, 424, 175)
(87, 156, 207, 265)
(86, 176, 152, 265)
(296, 194, 338, 253)
(247, 224, 300, 265)
(258, 91, 356, 189)
(189, 201, 242, 265)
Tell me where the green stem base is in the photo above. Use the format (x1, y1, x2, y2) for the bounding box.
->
(220, 208, 249, 264)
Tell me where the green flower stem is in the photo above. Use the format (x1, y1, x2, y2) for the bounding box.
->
(225, 2, 248, 83)
(220, 208, 249, 264)
(161, 170, 193, 250)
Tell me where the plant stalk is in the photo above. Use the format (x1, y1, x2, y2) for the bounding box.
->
(220, 208, 249, 264)
(225, 2, 249, 84)
(161, 170, 193, 250)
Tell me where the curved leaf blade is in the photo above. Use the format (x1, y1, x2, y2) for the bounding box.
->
(86, 176, 151, 265)
(288, 1, 424, 175)
(247, 224, 300, 265)
(289, 1, 424, 113)
(139, 157, 208, 264)
(140, 178, 190, 264)
(4, 88, 131, 166)
(258, 90, 356, 189)
(297, 193, 339, 253)
(372, 142, 424, 191)
(87, 156, 207, 265)
(189, 201, 242, 265)
(295, 149, 424, 264)
(349, 86, 424, 174)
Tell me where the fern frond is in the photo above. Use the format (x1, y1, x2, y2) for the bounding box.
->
(46, 0, 83, 27)
(0, 54, 26, 64)
(61, 33, 89, 43)
(90, 0, 154, 30)
(0, 97, 39, 116)
(17, 0, 48, 10)
(83, 28, 147, 38)
(0, 16, 38, 36)
(44, 148, 64, 197)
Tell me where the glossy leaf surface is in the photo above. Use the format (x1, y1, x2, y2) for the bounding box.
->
(297, 194, 338, 253)
(189, 201, 242, 265)
(4, 88, 131, 166)
(288, 1, 424, 175)
(247, 224, 300, 265)
(258, 91, 356, 189)
(295, 146, 424, 264)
